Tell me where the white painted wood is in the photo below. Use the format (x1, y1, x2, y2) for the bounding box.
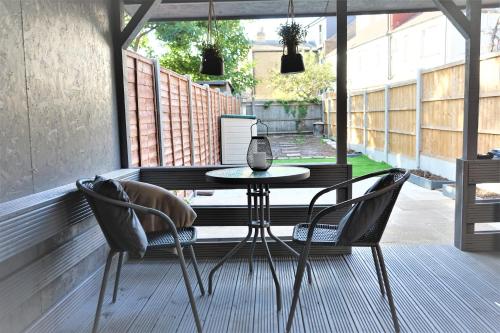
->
(220, 117, 256, 165)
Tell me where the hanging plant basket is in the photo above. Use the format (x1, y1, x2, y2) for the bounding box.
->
(200, 43, 224, 76)
(278, 2, 307, 74)
(200, 0, 224, 76)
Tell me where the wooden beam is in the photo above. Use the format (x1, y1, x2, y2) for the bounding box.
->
(112, 0, 131, 168)
(432, 0, 471, 39)
(121, 0, 161, 48)
(462, 0, 481, 160)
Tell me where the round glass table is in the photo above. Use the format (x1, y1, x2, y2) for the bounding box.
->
(205, 166, 312, 311)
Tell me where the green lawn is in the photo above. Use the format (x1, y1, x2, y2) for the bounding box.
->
(273, 155, 391, 177)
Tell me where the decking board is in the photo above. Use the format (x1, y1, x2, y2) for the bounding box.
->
(26, 245, 500, 333)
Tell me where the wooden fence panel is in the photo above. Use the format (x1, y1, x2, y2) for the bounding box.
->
(349, 94, 364, 145)
(366, 89, 385, 151)
(321, 54, 500, 175)
(389, 83, 416, 158)
(126, 53, 159, 167)
(125, 51, 241, 168)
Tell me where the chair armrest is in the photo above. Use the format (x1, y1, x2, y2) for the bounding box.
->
(77, 183, 179, 239)
(305, 168, 399, 222)
(302, 177, 404, 243)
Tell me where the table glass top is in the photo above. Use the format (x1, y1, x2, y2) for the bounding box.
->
(206, 166, 310, 184)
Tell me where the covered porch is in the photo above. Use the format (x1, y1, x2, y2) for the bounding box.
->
(1, 0, 499, 332)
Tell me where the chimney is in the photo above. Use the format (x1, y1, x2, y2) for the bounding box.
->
(256, 27, 265, 41)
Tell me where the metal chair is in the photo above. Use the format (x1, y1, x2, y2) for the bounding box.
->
(76, 179, 205, 333)
(286, 168, 410, 333)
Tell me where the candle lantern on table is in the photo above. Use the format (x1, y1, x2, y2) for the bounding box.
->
(247, 119, 273, 171)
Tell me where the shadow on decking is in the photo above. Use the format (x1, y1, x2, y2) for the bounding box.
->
(27, 245, 500, 333)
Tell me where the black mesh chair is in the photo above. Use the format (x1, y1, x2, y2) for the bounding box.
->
(286, 169, 410, 333)
(76, 179, 205, 333)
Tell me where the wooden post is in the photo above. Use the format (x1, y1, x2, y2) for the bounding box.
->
(153, 59, 164, 166)
(347, 92, 351, 149)
(335, 0, 348, 166)
(363, 90, 368, 154)
(462, 1, 481, 160)
(336, 0, 348, 204)
(111, 0, 130, 168)
(187, 76, 196, 165)
(415, 70, 422, 168)
(204, 84, 214, 164)
(384, 84, 390, 163)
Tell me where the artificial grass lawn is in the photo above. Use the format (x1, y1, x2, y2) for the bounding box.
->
(273, 155, 391, 178)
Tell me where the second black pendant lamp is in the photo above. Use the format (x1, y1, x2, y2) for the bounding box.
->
(200, 0, 224, 76)
(279, 0, 306, 74)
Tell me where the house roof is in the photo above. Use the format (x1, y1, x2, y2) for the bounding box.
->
(124, 0, 500, 21)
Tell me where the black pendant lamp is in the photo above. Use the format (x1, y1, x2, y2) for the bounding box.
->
(280, 0, 306, 74)
(200, 0, 224, 76)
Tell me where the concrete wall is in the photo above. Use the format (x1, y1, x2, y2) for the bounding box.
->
(246, 100, 322, 134)
(0, 0, 120, 204)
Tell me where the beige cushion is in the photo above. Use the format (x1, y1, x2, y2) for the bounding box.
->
(120, 180, 197, 233)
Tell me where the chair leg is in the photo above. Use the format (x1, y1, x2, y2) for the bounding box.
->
(376, 245, 400, 333)
(112, 252, 124, 303)
(248, 228, 259, 273)
(286, 243, 312, 333)
(371, 246, 385, 296)
(92, 250, 115, 333)
(176, 244, 203, 333)
(188, 245, 205, 296)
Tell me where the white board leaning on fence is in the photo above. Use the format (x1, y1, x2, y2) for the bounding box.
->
(221, 115, 257, 165)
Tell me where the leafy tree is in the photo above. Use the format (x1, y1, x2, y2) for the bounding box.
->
(130, 21, 256, 94)
(268, 52, 335, 100)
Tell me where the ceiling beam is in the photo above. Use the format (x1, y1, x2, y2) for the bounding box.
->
(121, 0, 161, 48)
(432, 0, 471, 39)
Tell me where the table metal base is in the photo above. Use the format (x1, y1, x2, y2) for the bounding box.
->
(208, 184, 312, 311)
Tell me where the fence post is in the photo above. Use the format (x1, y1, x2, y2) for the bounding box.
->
(363, 90, 368, 154)
(347, 92, 351, 146)
(152, 59, 164, 166)
(384, 84, 390, 163)
(187, 75, 196, 165)
(204, 84, 214, 164)
(415, 69, 422, 169)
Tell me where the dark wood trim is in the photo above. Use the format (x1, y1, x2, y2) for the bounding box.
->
(145, 241, 351, 258)
(112, 0, 131, 168)
(336, 0, 348, 166)
(433, 0, 471, 39)
(121, 0, 161, 49)
(139, 163, 351, 190)
(193, 205, 347, 226)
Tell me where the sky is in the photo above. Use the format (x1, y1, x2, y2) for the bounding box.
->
(243, 17, 323, 42)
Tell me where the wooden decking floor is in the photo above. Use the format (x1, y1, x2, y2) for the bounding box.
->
(27, 245, 500, 333)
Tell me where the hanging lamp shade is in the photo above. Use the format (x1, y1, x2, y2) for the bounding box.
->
(200, 0, 224, 76)
(247, 120, 273, 171)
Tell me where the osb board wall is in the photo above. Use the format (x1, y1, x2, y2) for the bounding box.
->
(126, 51, 240, 168)
(323, 54, 500, 162)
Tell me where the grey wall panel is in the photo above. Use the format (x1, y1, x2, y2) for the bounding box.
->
(20, 0, 120, 193)
(0, 0, 34, 202)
